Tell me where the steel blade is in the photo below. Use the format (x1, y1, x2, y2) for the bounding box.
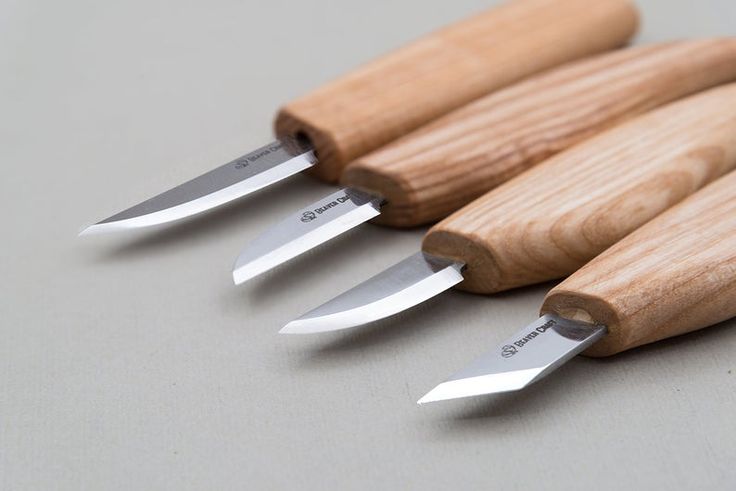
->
(232, 187, 384, 284)
(280, 252, 465, 334)
(80, 137, 316, 235)
(418, 314, 607, 404)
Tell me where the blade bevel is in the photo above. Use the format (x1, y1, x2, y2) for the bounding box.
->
(80, 137, 316, 235)
(232, 187, 384, 284)
(417, 314, 607, 404)
(280, 252, 465, 334)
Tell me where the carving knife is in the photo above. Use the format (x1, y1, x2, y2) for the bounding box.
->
(233, 39, 736, 283)
(281, 82, 736, 333)
(419, 169, 736, 403)
(80, 0, 639, 235)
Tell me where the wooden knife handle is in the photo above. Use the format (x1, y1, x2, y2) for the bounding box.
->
(275, 0, 639, 182)
(422, 83, 736, 294)
(344, 38, 736, 226)
(541, 171, 736, 357)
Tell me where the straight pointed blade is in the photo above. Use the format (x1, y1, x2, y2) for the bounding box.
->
(281, 252, 465, 334)
(80, 137, 316, 235)
(232, 187, 384, 284)
(418, 314, 607, 404)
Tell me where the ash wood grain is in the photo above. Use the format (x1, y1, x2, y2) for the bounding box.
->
(541, 171, 736, 357)
(344, 38, 736, 226)
(276, 0, 639, 182)
(422, 83, 736, 295)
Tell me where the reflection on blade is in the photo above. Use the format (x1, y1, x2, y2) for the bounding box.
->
(281, 252, 465, 334)
(80, 137, 316, 235)
(232, 187, 384, 284)
(418, 314, 606, 404)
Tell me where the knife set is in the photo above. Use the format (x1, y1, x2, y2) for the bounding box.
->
(82, 0, 736, 404)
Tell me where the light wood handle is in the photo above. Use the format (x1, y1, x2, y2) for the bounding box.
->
(422, 83, 736, 294)
(541, 171, 736, 357)
(344, 38, 736, 226)
(276, 0, 639, 182)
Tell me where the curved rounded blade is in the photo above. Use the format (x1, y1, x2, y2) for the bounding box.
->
(417, 314, 607, 404)
(232, 187, 383, 284)
(80, 138, 316, 235)
(280, 252, 465, 334)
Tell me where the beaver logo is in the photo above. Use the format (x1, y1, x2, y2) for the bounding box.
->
(501, 344, 518, 358)
(300, 211, 317, 223)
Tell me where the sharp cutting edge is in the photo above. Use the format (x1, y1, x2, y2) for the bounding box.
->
(281, 252, 464, 332)
(280, 252, 464, 332)
(233, 187, 385, 284)
(80, 137, 316, 235)
(417, 314, 606, 403)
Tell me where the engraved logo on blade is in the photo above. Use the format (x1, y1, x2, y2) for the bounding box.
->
(301, 211, 317, 223)
(299, 194, 353, 224)
(501, 344, 518, 358)
(233, 142, 284, 169)
(505, 318, 558, 355)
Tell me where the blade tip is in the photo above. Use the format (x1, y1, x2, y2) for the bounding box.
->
(231, 270, 246, 285)
(77, 219, 132, 236)
(416, 385, 453, 405)
(232, 255, 273, 285)
(278, 323, 299, 334)
(232, 265, 259, 285)
(416, 377, 522, 405)
(278, 319, 328, 334)
(78, 223, 105, 236)
(279, 311, 364, 334)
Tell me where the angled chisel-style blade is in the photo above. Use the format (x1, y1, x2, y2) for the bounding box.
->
(80, 138, 316, 235)
(419, 167, 736, 405)
(233, 188, 384, 284)
(281, 252, 464, 333)
(418, 314, 606, 404)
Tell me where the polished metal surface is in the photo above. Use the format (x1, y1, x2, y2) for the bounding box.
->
(232, 187, 383, 284)
(281, 252, 465, 333)
(80, 137, 316, 234)
(11, 3, 736, 489)
(418, 314, 607, 404)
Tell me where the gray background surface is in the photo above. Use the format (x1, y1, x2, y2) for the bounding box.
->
(2, 1, 736, 489)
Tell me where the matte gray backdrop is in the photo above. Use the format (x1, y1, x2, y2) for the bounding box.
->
(2, 0, 735, 489)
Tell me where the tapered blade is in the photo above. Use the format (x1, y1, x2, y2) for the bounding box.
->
(281, 252, 465, 334)
(233, 187, 384, 284)
(80, 137, 316, 235)
(418, 314, 607, 404)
